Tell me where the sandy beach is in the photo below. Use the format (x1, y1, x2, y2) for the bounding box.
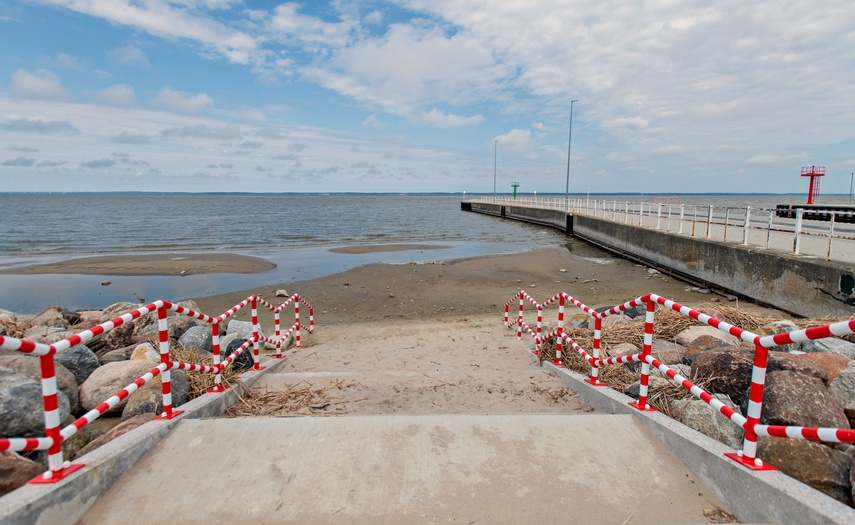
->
(3, 252, 275, 276)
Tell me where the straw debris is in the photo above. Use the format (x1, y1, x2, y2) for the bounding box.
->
(224, 381, 355, 417)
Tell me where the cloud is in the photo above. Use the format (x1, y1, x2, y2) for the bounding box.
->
(1, 157, 35, 167)
(494, 129, 535, 154)
(290, 141, 309, 152)
(112, 132, 151, 144)
(160, 124, 241, 140)
(362, 114, 386, 129)
(267, 3, 353, 47)
(37, 160, 68, 167)
(273, 154, 299, 161)
(153, 87, 213, 114)
(108, 44, 150, 67)
(9, 146, 38, 152)
(415, 109, 484, 128)
(80, 158, 117, 168)
(236, 140, 263, 149)
(746, 153, 808, 166)
(93, 84, 136, 106)
(0, 118, 79, 134)
(55, 53, 80, 69)
(9, 68, 67, 99)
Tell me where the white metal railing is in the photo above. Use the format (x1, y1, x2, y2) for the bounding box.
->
(467, 196, 855, 263)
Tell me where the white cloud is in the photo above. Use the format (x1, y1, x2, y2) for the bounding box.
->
(9, 68, 67, 99)
(267, 3, 353, 47)
(415, 109, 483, 128)
(494, 129, 535, 154)
(93, 84, 135, 106)
(153, 87, 213, 114)
(362, 114, 386, 129)
(109, 44, 150, 67)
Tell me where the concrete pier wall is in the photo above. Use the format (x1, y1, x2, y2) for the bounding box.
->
(463, 201, 855, 317)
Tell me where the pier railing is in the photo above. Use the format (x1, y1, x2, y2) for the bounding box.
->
(506, 289, 855, 470)
(471, 196, 855, 262)
(0, 293, 313, 484)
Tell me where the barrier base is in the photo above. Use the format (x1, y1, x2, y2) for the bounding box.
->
(28, 463, 84, 484)
(584, 378, 608, 387)
(207, 384, 231, 393)
(532, 348, 539, 356)
(628, 401, 659, 412)
(253, 365, 267, 371)
(552, 359, 565, 367)
(724, 452, 778, 471)
(152, 409, 184, 421)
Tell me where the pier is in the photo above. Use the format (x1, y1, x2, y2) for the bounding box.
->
(463, 197, 855, 317)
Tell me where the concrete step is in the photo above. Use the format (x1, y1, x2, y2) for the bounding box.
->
(80, 414, 728, 524)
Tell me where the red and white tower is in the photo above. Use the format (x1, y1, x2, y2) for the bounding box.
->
(801, 165, 825, 205)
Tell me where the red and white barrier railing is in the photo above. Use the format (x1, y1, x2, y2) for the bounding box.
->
(0, 293, 314, 484)
(506, 289, 855, 471)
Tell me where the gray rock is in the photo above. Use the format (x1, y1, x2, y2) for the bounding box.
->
(122, 370, 189, 420)
(72, 415, 151, 460)
(29, 306, 70, 330)
(609, 342, 640, 372)
(650, 338, 686, 365)
(758, 438, 853, 506)
(171, 300, 201, 317)
(624, 376, 671, 399)
(803, 338, 855, 360)
(79, 360, 155, 415)
(220, 333, 255, 370)
(178, 325, 212, 354)
(830, 361, 855, 410)
(167, 317, 200, 340)
(0, 451, 44, 496)
(0, 371, 70, 437)
(22, 325, 72, 345)
(0, 355, 79, 413)
(55, 344, 100, 385)
(130, 342, 160, 362)
(61, 417, 122, 461)
(743, 370, 849, 430)
(674, 325, 739, 347)
(670, 393, 744, 450)
(757, 320, 801, 352)
(223, 320, 258, 342)
(99, 302, 141, 323)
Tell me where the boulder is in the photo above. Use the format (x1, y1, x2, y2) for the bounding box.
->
(758, 438, 853, 506)
(72, 414, 151, 460)
(796, 353, 850, 384)
(567, 314, 589, 329)
(692, 347, 828, 406)
(650, 339, 686, 365)
(223, 320, 257, 342)
(220, 333, 255, 370)
(93, 321, 136, 358)
(130, 342, 160, 362)
(682, 335, 732, 365)
(61, 417, 122, 460)
(59, 308, 81, 326)
(170, 300, 202, 317)
(70, 319, 100, 332)
(670, 394, 744, 450)
(609, 342, 640, 372)
(22, 325, 72, 345)
(0, 355, 79, 413)
(0, 371, 70, 437)
(624, 376, 671, 399)
(54, 344, 100, 385)
(0, 451, 44, 496)
(802, 338, 855, 360)
(829, 362, 855, 412)
(674, 326, 739, 348)
(167, 317, 200, 340)
(79, 360, 155, 415)
(122, 370, 188, 421)
(757, 320, 800, 352)
(99, 344, 135, 364)
(696, 307, 730, 323)
(99, 302, 141, 323)
(742, 371, 849, 430)
(29, 306, 70, 330)
(178, 326, 212, 354)
(600, 314, 632, 330)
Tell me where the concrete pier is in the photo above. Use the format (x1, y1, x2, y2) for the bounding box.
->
(463, 201, 855, 317)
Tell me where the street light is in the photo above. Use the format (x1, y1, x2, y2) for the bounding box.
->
(564, 99, 579, 204)
(493, 140, 498, 195)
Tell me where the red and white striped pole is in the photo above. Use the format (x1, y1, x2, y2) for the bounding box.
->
(586, 316, 606, 386)
(534, 305, 543, 355)
(294, 297, 302, 348)
(724, 341, 776, 470)
(251, 296, 264, 371)
(554, 294, 565, 366)
(208, 321, 226, 393)
(630, 297, 657, 411)
(308, 302, 314, 332)
(504, 302, 509, 325)
(517, 291, 524, 339)
(153, 305, 182, 420)
(273, 306, 283, 359)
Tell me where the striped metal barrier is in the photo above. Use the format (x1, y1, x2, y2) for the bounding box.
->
(0, 293, 314, 484)
(507, 290, 855, 470)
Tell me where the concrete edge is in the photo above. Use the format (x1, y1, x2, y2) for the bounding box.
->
(541, 360, 855, 525)
(0, 350, 296, 525)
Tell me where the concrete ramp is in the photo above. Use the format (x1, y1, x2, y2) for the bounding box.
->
(81, 414, 726, 524)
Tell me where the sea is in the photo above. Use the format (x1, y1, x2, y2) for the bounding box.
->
(0, 192, 851, 314)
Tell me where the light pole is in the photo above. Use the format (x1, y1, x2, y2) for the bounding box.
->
(564, 99, 579, 204)
(850, 172, 853, 204)
(493, 140, 497, 195)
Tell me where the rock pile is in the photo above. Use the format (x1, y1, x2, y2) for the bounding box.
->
(543, 305, 855, 507)
(0, 301, 279, 496)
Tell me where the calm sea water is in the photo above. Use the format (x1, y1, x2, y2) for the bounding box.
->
(0, 192, 846, 313)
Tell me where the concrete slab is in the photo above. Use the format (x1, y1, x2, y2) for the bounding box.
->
(80, 414, 726, 525)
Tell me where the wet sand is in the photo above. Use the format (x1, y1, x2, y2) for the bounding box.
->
(2, 253, 275, 276)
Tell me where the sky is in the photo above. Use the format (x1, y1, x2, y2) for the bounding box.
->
(1, 1, 854, 194)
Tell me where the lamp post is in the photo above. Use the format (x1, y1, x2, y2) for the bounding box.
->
(564, 99, 579, 204)
(493, 140, 498, 195)
(850, 172, 853, 204)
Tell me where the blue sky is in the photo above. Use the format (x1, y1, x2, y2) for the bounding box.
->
(1, 1, 854, 194)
